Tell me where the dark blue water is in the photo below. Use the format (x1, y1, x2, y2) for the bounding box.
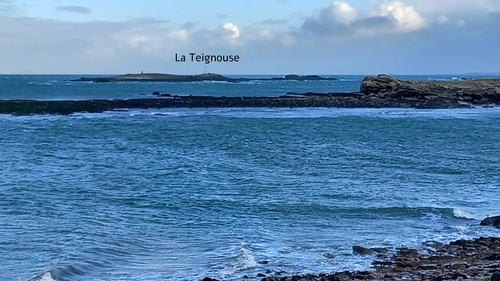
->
(0, 76, 499, 281)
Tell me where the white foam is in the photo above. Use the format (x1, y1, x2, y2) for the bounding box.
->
(452, 208, 479, 220)
(38, 272, 56, 281)
(220, 248, 257, 276)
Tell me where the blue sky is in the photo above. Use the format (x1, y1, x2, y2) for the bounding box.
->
(1, 0, 499, 74)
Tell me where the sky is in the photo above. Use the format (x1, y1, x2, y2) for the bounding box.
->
(0, 0, 499, 74)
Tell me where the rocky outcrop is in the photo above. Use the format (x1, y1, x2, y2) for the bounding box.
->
(279, 75, 337, 81)
(481, 216, 500, 228)
(359, 74, 500, 108)
(257, 237, 500, 281)
(360, 74, 405, 93)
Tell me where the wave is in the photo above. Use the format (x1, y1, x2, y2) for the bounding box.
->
(451, 208, 480, 220)
(278, 205, 483, 221)
(30, 265, 84, 281)
(372, 206, 480, 220)
(219, 247, 257, 277)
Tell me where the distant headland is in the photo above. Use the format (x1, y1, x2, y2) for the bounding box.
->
(1, 74, 499, 114)
(72, 73, 338, 83)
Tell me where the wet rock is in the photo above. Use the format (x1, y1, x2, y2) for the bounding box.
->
(353, 246, 374, 255)
(201, 277, 219, 281)
(485, 254, 500, 260)
(481, 216, 500, 228)
(371, 248, 388, 254)
(265, 236, 500, 281)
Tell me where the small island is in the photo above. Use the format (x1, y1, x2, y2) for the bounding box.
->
(1, 75, 499, 115)
(72, 73, 338, 83)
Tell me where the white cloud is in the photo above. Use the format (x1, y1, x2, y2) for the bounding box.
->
(222, 22, 240, 39)
(168, 28, 188, 41)
(303, 0, 427, 38)
(322, 1, 358, 25)
(372, 1, 426, 32)
(404, 0, 500, 15)
(0, 1, 499, 74)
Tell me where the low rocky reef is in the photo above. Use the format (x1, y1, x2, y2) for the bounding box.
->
(73, 73, 337, 83)
(201, 216, 500, 281)
(74, 73, 241, 83)
(1, 75, 499, 114)
(358, 75, 500, 108)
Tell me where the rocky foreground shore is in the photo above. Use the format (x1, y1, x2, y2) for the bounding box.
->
(203, 216, 500, 281)
(1, 75, 500, 114)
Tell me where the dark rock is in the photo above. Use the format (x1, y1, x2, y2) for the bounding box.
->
(264, 237, 500, 281)
(257, 273, 266, 277)
(371, 248, 388, 254)
(324, 253, 335, 259)
(201, 278, 219, 281)
(481, 216, 500, 228)
(258, 260, 269, 264)
(152, 91, 160, 96)
(353, 246, 374, 255)
(485, 254, 500, 260)
(282, 75, 337, 81)
(359, 75, 500, 108)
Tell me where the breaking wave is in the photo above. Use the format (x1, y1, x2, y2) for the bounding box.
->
(31, 265, 84, 281)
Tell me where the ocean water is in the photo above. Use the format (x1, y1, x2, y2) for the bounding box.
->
(1, 75, 499, 281)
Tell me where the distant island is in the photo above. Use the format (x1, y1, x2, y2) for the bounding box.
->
(2, 75, 499, 114)
(72, 73, 338, 83)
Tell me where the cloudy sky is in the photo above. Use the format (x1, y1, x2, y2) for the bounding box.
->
(0, 0, 499, 74)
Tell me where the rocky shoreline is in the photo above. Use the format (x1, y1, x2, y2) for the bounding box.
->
(202, 216, 500, 281)
(1, 75, 499, 114)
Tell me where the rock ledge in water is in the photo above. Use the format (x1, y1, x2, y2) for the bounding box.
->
(481, 216, 500, 228)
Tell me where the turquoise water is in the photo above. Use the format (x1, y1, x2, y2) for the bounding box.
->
(0, 76, 499, 281)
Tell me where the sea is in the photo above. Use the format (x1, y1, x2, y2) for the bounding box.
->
(1, 74, 499, 281)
